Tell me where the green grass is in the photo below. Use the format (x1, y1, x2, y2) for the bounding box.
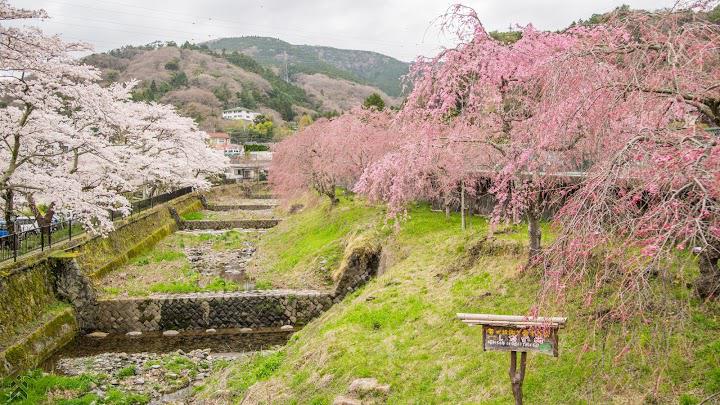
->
(0, 370, 148, 404)
(144, 353, 209, 380)
(101, 230, 259, 297)
(250, 192, 386, 289)
(180, 211, 204, 221)
(116, 365, 136, 379)
(148, 272, 244, 295)
(192, 197, 720, 404)
(132, 249, 185, 266)
(193, 351, 284, 401)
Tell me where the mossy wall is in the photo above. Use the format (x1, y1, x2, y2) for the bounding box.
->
(0, 192, 204, 377)
(0, 261, 57, 350)
(206, 183, 271, 201)
(74, 194, 203, 279)
(0, 307, 77, 377)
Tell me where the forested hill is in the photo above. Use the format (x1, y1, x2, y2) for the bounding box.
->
(83, 41, 401, 131)
(203, 36, 409, 97)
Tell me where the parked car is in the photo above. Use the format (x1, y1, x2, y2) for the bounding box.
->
(0, 220, 10, 248)
(16, 216, 39, 235)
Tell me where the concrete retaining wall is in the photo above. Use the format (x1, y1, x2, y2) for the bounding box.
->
(74, 193, 203, 278)
(0, 307, 77, 377)
(0, 193, 202, 376)
(206, 204, 275, 211)
(89, 290, 333, 333)
(182, 219, 280, 230)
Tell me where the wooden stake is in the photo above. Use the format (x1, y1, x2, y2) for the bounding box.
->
(509, 351, 527, 405)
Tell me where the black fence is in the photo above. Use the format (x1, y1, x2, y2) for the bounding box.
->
(0, 186, 193, 263)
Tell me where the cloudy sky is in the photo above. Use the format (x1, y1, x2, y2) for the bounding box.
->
(10, 0, 672, 61)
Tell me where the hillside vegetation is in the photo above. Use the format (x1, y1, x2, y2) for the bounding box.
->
(204, 36, 409, 97)
(84, 43, 314, 129)
(84, 39, 402, 130)
(191, 194, 720, 404)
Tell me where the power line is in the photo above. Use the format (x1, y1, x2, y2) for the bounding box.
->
(34, 0, 418, 51)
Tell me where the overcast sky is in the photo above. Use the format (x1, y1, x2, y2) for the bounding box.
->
(10, 0, 672, 61)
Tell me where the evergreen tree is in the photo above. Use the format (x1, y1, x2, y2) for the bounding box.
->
(362, 93, 385, 111)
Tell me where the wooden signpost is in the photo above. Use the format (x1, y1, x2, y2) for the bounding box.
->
(457, 313, 567, 405)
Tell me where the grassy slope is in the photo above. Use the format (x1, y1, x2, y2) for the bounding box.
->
(194, 197, 720, 404)
(248, 193, 386, 290)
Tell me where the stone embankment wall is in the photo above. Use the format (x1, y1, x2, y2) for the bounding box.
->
(332, 235, 382, 301)
(0, 184, 384, 376)
(89, 290, 333, 333)
(0, 192, 204, 376)
(182, 219, 280, 230)
(85, 234, 383, 334)
(206, 204, 275, 211)
(74, 193, 203, 278)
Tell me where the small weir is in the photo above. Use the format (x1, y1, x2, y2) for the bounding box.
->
(2, 186, 377, 402)
(42, 197, 295, 401)
(42, 328, 293, 403)
(43, 328, 292, 370)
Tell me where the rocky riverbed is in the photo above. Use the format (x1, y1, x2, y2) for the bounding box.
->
(53, 349, 242, 402)
(185, 239, 257, 286)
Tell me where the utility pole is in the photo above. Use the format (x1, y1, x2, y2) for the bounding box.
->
(283, 51, 290, 83)
(461, 182, 466, 230)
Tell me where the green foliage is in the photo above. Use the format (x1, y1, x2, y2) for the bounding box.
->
(573, 4, 631, 26)
(242, 144, 270, 152)
(489, 30, 522, 44)
(230, 115, 275, 143)
(362, 93, 385, 111)
(313, 110, 340, 120)
(224, 51, 309, 120)
(247, 121, 274, 141)
(164, 58, 180, 71)
(224, 351, 284, 394)
(297, 114, 313, 129)
(180, 211, 204, 221)
(709, 4, 720, 23)
(212, 84, 232, 106)
(116, 365, 136, 379)
(238, 88, 257, 109)
(0, 370, 149, 404)
(169, 71, 188, 88)
(205, 36, 409, 97)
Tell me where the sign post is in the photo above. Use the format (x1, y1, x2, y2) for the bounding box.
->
(457, 313, 567, 405)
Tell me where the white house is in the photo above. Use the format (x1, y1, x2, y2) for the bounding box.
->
(223, 107, 261, 122)
(226, 152, 272, 181)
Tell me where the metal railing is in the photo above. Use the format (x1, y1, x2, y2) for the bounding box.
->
(0, 186, 193, 263)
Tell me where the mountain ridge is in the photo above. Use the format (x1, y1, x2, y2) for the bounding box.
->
(203, 36, 409, 97)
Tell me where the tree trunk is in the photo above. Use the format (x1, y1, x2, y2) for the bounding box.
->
(527, 210, 542, 262)
(696, 248, 720, 299)
(26, 195, 54, 240)
(3, 188, 15, 235)
(325, 189, 339, 206)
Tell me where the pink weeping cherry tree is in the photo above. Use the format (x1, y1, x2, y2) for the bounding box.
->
(538, 3, 720, 312)
(270, 108, 396, 203)
(360, 5, 614, 260)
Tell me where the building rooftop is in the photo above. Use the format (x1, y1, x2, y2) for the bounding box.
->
(208, 132, 230, 139)
(224, 107, 258, 113)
